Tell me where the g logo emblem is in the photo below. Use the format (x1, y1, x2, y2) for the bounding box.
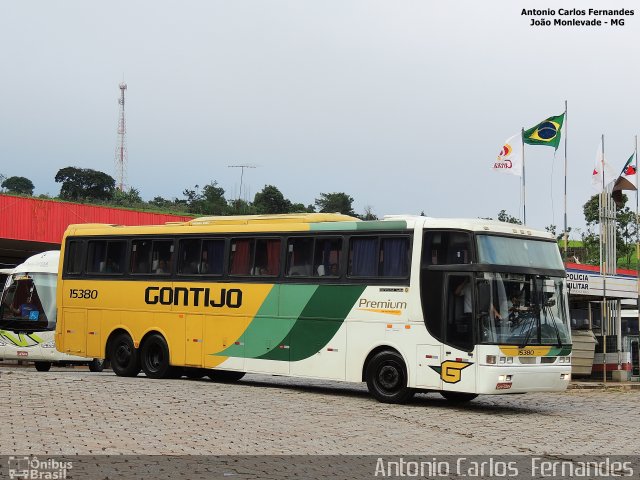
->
(430, 360, 473, 384)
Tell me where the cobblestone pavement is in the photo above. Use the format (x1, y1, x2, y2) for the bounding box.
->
(1, 366, 637, 456)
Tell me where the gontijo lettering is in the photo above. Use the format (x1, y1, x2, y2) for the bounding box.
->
(144, 286, 242, 308)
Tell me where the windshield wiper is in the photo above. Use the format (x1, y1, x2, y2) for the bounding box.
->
(543, 300, 563, 347)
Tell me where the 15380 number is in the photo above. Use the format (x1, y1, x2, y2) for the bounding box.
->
(69, 289, 98, 299)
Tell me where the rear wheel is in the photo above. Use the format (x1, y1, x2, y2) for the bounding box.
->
(440, 391, 478, 403)
(109, 333, 140, 377)
(208, 370, 245, 382)
(365, 350, 414, 404)
(140, 334, 175, 379)
(88, 358, 104, 372)
(34, 361, 52, 372)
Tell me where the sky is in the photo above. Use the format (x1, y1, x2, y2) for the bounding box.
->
(1, 0, 639, 237)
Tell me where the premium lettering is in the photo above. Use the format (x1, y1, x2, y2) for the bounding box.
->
(145, 286, 242, 308)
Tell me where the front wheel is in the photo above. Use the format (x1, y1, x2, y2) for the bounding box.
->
(365, 351, 414, 404)
(88, 358, 104, 373)
(440, 391, 478, 403)
(140, 334, 175, 379)
(34, 361, 52, 372)
(109, 333, 140, 377)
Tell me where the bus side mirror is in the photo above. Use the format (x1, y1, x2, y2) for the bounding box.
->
(477, 281, 490, 313)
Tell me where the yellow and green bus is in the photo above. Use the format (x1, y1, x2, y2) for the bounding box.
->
(54, 213, 571, 403)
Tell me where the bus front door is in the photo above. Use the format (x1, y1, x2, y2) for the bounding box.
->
(440, 274, 477, 394)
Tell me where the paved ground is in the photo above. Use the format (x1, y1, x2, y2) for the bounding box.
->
(0, 366, 638, 456)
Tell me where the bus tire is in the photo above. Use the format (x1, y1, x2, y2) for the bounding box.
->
(365, 350, 414, 404)
(34, 361, 52, 372)
(109, 333, 140, 377)
(88, 358, 104, 373)
(440, 391, 478, 403)
(140, 333, 174, 379)
(208, 370, 245, 382)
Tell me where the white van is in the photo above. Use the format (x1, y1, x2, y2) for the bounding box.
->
(0, 251, 103, 372)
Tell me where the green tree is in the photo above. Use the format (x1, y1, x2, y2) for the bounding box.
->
(315, 192, 356, 216)
(497, 210, 522, 225)
(360, 205, 378, 220)
(582, 193, 638, 267)
(253, 185, 292, 214)
(111, 187, 144, 207)
(2, 176, 35, 195)
(55, 167, 115, 201)
(182, 181, 227, 215)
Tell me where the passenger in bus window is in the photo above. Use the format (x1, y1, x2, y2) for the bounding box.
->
(155, 259, 168, 274)
(197, 250, 209, 274)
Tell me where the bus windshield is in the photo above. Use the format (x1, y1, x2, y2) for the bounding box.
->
(476, 235, 563, 270)
(0, 272, 57, 332)
(476, 272, 570, 346)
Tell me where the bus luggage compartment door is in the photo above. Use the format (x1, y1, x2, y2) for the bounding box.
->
(61, 309, 87, 355)
(416, 344, 442, 389)
(185, 314, 204, 366)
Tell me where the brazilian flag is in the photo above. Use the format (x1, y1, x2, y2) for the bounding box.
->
(523, 113, 565, 149)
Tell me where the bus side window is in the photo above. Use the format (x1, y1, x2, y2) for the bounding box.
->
(287, 238, 313, 276)
(348, 237, 377, 277)
(423, 231, 471, 266)
(379, 237, 409, 277)
(86, 241, 108, 273)
(253, 238, 280, 276)
(314, 238, 341, 277)
(229, 239, 254, 275)
(65, 240, 84, 274)
(151, 240, 174, 275)
(130, 240, 152, 274)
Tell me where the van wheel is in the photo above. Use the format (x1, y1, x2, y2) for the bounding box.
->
(208, 370, 245, 382)
(34, 361, 52, 372)
(109, 333, 140, 377)
(440, 391, 478, 403)
(140, 334, 175, 379)
(365, 350, 414, 404)
(88, 358, 104, 373)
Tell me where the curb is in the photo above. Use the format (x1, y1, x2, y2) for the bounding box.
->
(569, 382, 640, 391)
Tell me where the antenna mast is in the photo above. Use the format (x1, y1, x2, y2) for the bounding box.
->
(114, 82, 128, 191)
(228, 164, 257, 200)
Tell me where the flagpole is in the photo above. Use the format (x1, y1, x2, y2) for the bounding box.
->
(563, 100, 568, 258)
(522, 127, 526, 225)
(635, 135, 639, 319)
(601, 133, 607, 384)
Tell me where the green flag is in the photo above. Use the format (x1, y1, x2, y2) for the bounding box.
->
(523, 113, 565, 149)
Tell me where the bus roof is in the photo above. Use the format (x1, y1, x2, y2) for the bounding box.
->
(13, 251, 60, 274)
(62, 214, 554, 240)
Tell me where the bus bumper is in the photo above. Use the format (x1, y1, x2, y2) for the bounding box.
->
(476, 366, 572, 394)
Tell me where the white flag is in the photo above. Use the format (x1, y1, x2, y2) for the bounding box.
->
(591, 139, 616, 191)
(493, 133, 522, 176)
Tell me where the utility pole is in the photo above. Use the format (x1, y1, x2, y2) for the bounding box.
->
(114, 82, 128, 192)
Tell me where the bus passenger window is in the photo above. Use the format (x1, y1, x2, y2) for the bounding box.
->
(380, 237, 409, 277)
(287, 238, 313, 276)
(423, 231, 471, 266)
(201, 240, 224, 274)
(230, 239, 254, 275)
(349, 237, 377, 277)
(178, 239, 200, 274)
(253, 238, 280, 276)
(87, 240, 125, 274)
(151, 240, 174, 274)
(130, 240, 152, 274)
(314, 238, 341, 277)
(65, 241, 83, 274)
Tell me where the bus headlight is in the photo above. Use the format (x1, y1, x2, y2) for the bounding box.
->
(486, 355, 497, 364)
(506, 357, 513, 364)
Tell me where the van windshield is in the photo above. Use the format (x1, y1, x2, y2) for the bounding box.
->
(0, 273, 56, 332)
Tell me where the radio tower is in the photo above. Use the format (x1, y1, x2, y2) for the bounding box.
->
(114, 82, 128, 191)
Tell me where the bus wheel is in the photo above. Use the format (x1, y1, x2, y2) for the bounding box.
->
(34, 361, 52, 372)
(440, 391, 478, 403)
(208, 370, 245, 382)
(109, 333, 140, 377)
(365, 351, 414, 404)
(140, 334, 174, 379)
(88, 358, 104, 373)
